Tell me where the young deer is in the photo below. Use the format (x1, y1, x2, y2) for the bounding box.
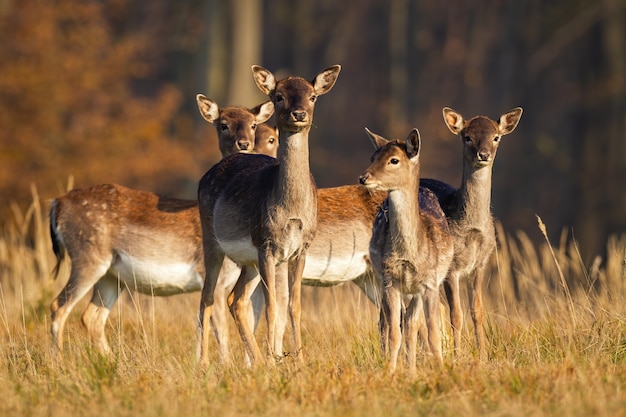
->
(360, 128, 454, 373)
(196, 94, 278, 158)
(49, 99, 275, 356)
(420, 107, 523, 359)
(197, 65, 341, 367)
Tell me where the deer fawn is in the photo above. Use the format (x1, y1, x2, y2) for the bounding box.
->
(49, 99, 275, 356)
(360, 128, 454, 373)
(196, 94, 278, 158)
(197, 65, 341, 367)
(420, 107, 523, 360)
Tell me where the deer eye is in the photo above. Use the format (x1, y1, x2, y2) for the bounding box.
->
(493, 136, 500, 143)
(464, 135, 472, 143)
(390, 158, 400, 165)
(220, 123, 228, 131)
(251, 124, 257, 130)
(310, 95, 317, 103)
(269, 137, 276, 144)
(275, 94, 284, 103)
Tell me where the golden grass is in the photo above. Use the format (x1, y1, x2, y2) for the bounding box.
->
(1, 190, 625, 417)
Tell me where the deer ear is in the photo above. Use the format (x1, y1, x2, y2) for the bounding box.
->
(498, 107, 523, 135)
(196, 94, 220, 123)
(252, 101, 275, 124)
(442, 107, 464, 135)
(251, 65, 276, 95)
(405, 128, 421, 159)
(312, 65, 341, 96)
(364, 127, 389, 150)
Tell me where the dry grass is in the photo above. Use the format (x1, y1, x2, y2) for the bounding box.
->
(1, 190, 625, 417)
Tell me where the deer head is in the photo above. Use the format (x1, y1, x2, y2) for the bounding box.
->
(251, 65, 341, 133)
(196, 95, 274, 157)
(443, 107, 523, 169)
(359, 128, 421, 191)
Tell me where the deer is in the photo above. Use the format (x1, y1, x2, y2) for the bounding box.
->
(197, 64, 341, 368)
(49, 98, 275, 356)
(420, 106, 523, 360)
(359, 127, 454, 373)
(196, 94, 278, 158)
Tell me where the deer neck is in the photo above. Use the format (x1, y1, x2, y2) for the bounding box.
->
(386, 174, 421, 254)
(458, 163, 492, 226)
(276, 127, 315, 209)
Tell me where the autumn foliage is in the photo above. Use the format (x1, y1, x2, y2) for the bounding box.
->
(0, 1, 209, 218)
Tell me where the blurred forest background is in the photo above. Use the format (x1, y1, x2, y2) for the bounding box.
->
(0, 0, 624, 260)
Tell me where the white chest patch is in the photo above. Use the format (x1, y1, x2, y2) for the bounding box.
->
(111, 253, 203, 296)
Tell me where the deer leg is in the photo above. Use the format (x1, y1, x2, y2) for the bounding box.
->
(378, 291, 390, 357)
(382, 281, 402, 373)
(81, 273, 122, 355)
(50, 260, 109, 355)
(231, 268, 265, 332)
(414, 301, 429, 355)
(197, 242, 225, 368)
(444, 271, 463, 355)
(404, 294, 428, 371)
(257, 249, 278, 361)
(231, 266, 264, 366)
(468, 265, 487, 360)
(288, 254, 306, 363)
(271, 263, 289, 360)
(249, 278, 265, 332)
(211, 257, 242, 365)
(424, 285, 443, 366)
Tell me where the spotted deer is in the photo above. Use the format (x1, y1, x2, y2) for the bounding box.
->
(197, 65, 341, 368)
(359, 128, 454, 373)
(420, 107, 523, 359)
(49, 99, 275, 356)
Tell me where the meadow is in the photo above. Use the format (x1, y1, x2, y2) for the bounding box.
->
(1, 187, 625, 416)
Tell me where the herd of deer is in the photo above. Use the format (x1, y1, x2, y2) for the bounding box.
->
(48, 65, 522, 373)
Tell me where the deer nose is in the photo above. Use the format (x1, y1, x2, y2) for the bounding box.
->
(359, 173, 369, 185)
(291, 111, 307, 122)
(477, 150, 491, 161)
(238, 141, 251, 150)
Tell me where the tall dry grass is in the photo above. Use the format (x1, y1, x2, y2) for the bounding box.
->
(0, 188, 625, 417)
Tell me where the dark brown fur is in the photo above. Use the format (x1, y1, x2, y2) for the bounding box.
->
(197, 65, 341, 367)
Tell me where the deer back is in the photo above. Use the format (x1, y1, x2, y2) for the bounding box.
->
(50, 183, 203, 294)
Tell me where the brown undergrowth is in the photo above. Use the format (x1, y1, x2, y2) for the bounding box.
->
(0, 189, 624, 417)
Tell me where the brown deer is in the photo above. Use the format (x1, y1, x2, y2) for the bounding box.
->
(49, 99, 275, 356)
(197, 65, 341, 367)
(420, 107, 523, 359)
(359, 128, 454, 373)
(196, 94, 278, 158)
(252, 123, 279, 158)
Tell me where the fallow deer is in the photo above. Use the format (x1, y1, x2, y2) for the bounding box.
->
(197, 65, 341, 367)
(49, 99, 275, 356)
(420, 107, 523, 359)
(360, 128, 454, 373)
(196, 94, 278, 158)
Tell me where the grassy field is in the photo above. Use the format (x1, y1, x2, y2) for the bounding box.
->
(1, 188, 625, 416)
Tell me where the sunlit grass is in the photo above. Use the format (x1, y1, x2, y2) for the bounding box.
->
(0, 189, 625, 416)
